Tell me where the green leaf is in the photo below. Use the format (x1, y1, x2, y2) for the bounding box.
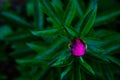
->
(31, 28, 59, 37)
(10, 48, 33, 58)
(26, 1, 34, 16)
(86, 0, 97, 14)
(88, 44, 104, 53)
(73, 57, 81, 80)
(48, 49, 68, 66)
(60, 66, 71, 80)
(80, 4, 97, 37)
(81, 71, 86, 80)
(91, 62, 108, 80)
(5, 33, 31, 41)
(73, 0, 85, 18)
(103, 45, 120, 55)
(34, 38, 64, 60)
(0, 25, 12, 39)
(103, 65, 115, 80)
(33, 0, 44, 28)
(84, 38, 105, 47)
(75, 0, 97, 35)
(95, 9, 120, 25)
(63, 0, 76, 25)
(16, 59, 35, 64)
(40, 0, 62, 25)
(32, 68, 49, 80)
(88, 46, 109, 62)
(63, 25, 78, 38)
(52, 52, 72, 67)
(92, 29, 119, 38)
(79, 57, 95, 75)
(51, 0, 64, 18)
(26, 43, 46, 53)
(0, 12, 32, 28)
(107, 56, 120, 66)
(16, 58, 48, 66)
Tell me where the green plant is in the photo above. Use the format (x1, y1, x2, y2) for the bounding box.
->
(0, 0, 120, 80)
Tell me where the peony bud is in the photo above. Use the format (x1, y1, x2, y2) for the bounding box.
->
(68, 38, 87, 57)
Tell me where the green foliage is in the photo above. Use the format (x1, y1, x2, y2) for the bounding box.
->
(79, 57, 95, 75)
(0, 0, 120, 80)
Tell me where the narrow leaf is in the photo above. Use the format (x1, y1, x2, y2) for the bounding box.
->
(80, 4, 97, 37)
(33, 0, 44, 28)
(104, 65, 115, 80)
(88, 46, 109, 62)
(26, 43, 46, 52)
(48, 49, 68, 66)
(52, 52, 71, 67)
(35, 38, 64, 60)
(63, 25, 78, 38)
(103, 45, 120, 55)
(73, 0, 84, 18)
(73, 57, 81, 80)
(107, 56, 120, 66)
(95, 9, 120, 25)
(84, 38, 106, 47)
(76, 0, 97, 35)
(0, 12, 32, 28)
(31, 28, 59, 37)
(51, 0, 64, 18)
(60, 66, 71, 80)
(64, 0, 76, 25)
(79, 57, 95, 75)
(40, 0, 62, 25)
(0, 25, 12, 39)
(5, 33, 31, 41)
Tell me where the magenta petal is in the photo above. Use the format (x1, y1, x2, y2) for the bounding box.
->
(69, 38, 86, 57)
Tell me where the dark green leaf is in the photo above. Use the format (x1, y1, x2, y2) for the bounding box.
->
(107, 56, 120, 66)
(63, 0, 76, 25)
(104, 65, 115, 80)
(95, 9, 120, 25)
(52, 52, 72, 67)
(33, 68, 49, 80)
(5, 33, 31, 41)
(63, 25, 78, 38)
(80, 4, 97, 37)
(40, 0, 62, 25)
(76, 0, 97, 35)
(31, 28, 59, 37)
(48, 49, 68, 66)
(103, 45, 120, 55)
(0, 12, 32, 28)
(73, 0, 84, 18)
(0, 25, 12, 39)
(51, 0, 64, 17)
(88, 46, 109, 62)
(26, 1, 34, 16)
(73, 57, 81, 80)
(10, 48, 33, 58)
(88, 45, 104, 53)
(79, 57, 95, 75)
(84, 38, 106, 47)
(34, 38, 64, 60)
(26, 43, 46, 53)
(16, 59, 35, 64)
(60, 66, 71, 80)
(33, 0, 44, 28)
(16, 58, 48, 66)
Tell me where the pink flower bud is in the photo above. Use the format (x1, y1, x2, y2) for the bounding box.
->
(68, 38, 87, 57)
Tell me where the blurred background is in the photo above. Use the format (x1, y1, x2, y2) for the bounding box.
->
(0, 0, 120, 80)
